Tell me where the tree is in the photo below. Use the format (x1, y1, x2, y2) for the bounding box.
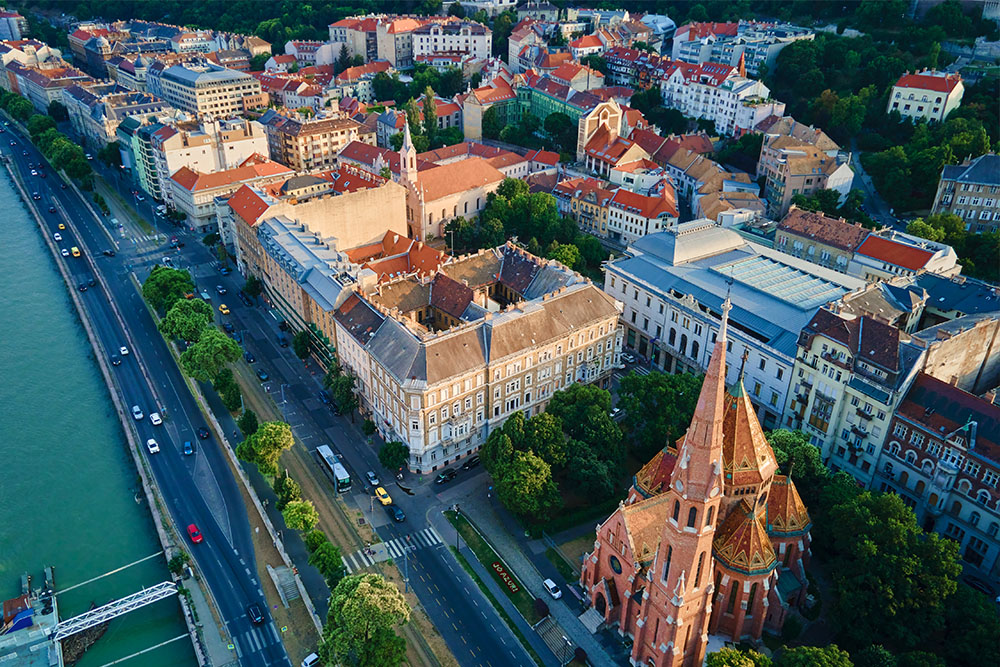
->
(310, 541, 347, 590)
(523, 411, 567, 467)
(707, 647, 772, 667)
(238, 409, 259, 437)
(491, 10, 516, 57)
(766, 430, 828, 507)
(617, 371, 702, 460)
(941, 582, 1000, 667)
(202, 232, 221, 247)
(305, 529, 329, 555)
(249, 53, 269, 71)
(180, 327, 242, 382)
(236, 420, 295, 477)
(378, 441, 409, 472)
(27, 114, 56, 139)
(854, 646, 896, 667)
(579, 55, 608, 75)
(142, 265, 195, 312)
(221, 381, 243, 412)
(292, 330, 311, 360)
(319, 574, 410, 667)
(273, 471, 302, 510)
(777, 645, 853, 667)
(282, 499, 319, 531)
(158, 298, 213, 343)
(448, 2, 466, 18)
(47, 100, 68, 122)
(8, 96, 32, 122)
(244, 275, 263, 299)
(482, 430, 515, 476)
(97, 141, 123, 167)
(421, 86, 438, 145)
(496, 450, 561, 520)
(481, 105, 502, 140)
(168, 551, 191, 575)
(329, 373, 358, 421)
(543, 112, 575, 152)
(547, 242, 579, 269)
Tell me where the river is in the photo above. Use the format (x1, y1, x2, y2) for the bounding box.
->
(0, 170, 194, 665)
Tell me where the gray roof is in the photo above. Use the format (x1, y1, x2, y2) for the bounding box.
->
(161, 61, 251, 87)
(915, 273, 1000, 316)
(940, 153, 1000, 187)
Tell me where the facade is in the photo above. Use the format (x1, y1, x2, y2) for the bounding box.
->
(376, 17, 448, 69)
(0, 8, 27, 41)
(604, 222, 865, 430)
(847, 231, 960, 280)
(783, 309, 925, 486)
(61, 84, 169, 148)
(284, 40, 337, 67)
(328, 16, 381, 62)
(333, 243, 623, 473)
(412, 21, 491, 61)
(873, 373, 1000, 580)
(887, 70, 964, 123)
(461, 72, 518, 141)
(259, 108, 375, 172)
(146, 59, 266, 117)
(775, 206, 870, 273)
(931, 153, 1000, 234)
(758, 134, 852, 218)
(581, 300, 811, 665)
(2, 61, 94, 112)
(554, 176, 615, 239)
(672, 21, 814, 77)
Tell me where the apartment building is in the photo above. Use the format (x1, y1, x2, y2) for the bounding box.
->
(873, 373, 1000, 579)
(2, 61, 94, 112)
(61, 84, 169, 147)
(0, 8, 27, 41)
(847, 231, 960, 280)
(259, 108, 375, 172)
(775, 206, 870, 273)
(444, 0, 516, 17)
(604, 220, 865, 429)
(333, 243, 623, 473)
(672, 21, 814, 77)
(377, 17, 444, 69)
(332, 60, 393, 104)
(757, 131, 852, 217)
(283, 40, 337, 67)
(553, 176, 615, 238)
(168, 154, 293, 229)
(0, 39, 63, 69)
(507, 18, 554, 73)
(887, 70, 964, 123)
(931, 153, 1000, 234)
(328, 16, 381, 62)
(605, 180, 679, 245)
(412, 20, 491, 61)
(460, 70, 518, 141)
(146, 59, 266, 117)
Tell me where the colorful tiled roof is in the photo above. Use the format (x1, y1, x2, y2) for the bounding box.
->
(766, 475, 812, 537)
(713, 499, 778, 576)
(856, 235, 934, 271)
(722, 377, 778, 488)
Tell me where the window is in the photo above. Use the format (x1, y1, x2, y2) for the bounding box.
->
(706, 505, 714, 526)
(746, 583, 757, 614)
(662, 545, 672, 582)
(687, 507, 697, 528)
(694, 552, 705, 587)
(672, 500, 679, 522)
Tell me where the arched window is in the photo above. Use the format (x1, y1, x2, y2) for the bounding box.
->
(970, 511, 981, 526)
(988, 522, 998, 538)
(726, 583, 738, 613)
(950, 500, 962, 516)
(714, 570, 723, 595)
(899, 471, 909, 487)
(694, 552, 705, 587)
(905, 450, 917, 465)
(915, 480, 926, 495)
(889, 441, 900, 456)
(977, 490, 990, 506)
(747, 583, 758, 614)
(662, 545, 672, 582)
(672, 500, 680, 522)
(680, 334, 688, 356)
(668, 328, 676, 346)
(687, 506, 698, 528)
(691, 341, 700, 360)
(783, 544, 793, 567)
(958, 479, 972, 494)
(921, 460, 934, 474)
(706, 505, 715, 527)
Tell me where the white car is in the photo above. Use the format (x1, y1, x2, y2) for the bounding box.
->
(53, 232, 62, 241)
(146, 438, 160, 454)
(131, 405, 144, 420)
(543, 578, 562, 599)
(150, 412, 162, 426)
(120, 346, 129, 355)
(60, 248, 69, 257)
(301, 653, 319, 667)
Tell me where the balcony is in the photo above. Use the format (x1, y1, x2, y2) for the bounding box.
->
(856, 408, 873, 421)
(850, 424, 868, 438)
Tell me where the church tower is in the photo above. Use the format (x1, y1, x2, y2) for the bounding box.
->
(399, 121, 418, 186)
(632, 299, 731, 667)
(398, 122, 421, 239)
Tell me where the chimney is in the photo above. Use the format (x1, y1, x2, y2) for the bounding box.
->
(950, 375, 960, 387)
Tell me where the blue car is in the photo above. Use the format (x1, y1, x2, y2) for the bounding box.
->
(183, 441, 194, 455)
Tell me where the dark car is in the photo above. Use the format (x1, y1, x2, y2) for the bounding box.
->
(216, 285, 227, 295)
(384, 504, 405, 522)
(110, 354, 121, 366)
(278, 321, 290, 331)
(246, 603, 264, 625)
(238, 291, 253, 306)
(243, 350, 256, 363)
(197, 427, 210, 440)
(222, 322, 235, 333)
(435, 468, 457, 485)
(318, 390, 332, 405)
(219, 266, 231, 275)
(60, 183, 67, 189)
(461, 455, 481, 470)
(255, 368, 269, 381)
(78, 283, 88, 292)
(48, 205, 56, 213)
(277, 336, 289, 348)
(102, 249, 116, 257)
(31, 191, 41, 200)
(88, 278, 96, 287)
(231, 331, 243, 344)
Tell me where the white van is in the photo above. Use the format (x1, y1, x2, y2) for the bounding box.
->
(543, 578, 562, 599)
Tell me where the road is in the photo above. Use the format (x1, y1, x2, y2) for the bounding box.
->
(2, 126, 289, 667)
(849, 138, 905, 228)
(88, 146, 544, 665)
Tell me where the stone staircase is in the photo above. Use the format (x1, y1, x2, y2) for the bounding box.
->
(534, 615, 576, 664)
(266, 565, 301, 607)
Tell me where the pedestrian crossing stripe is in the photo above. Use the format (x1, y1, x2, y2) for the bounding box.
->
(342, 527, 443, 573)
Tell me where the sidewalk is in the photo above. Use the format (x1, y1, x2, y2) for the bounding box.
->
(184, 573, 238, 666)
(454, 491, 618, 667)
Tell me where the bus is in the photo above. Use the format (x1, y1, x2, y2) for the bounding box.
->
(317, 445, 351, 493)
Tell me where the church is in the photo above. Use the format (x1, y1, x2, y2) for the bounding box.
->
(580, 299, 812, 666)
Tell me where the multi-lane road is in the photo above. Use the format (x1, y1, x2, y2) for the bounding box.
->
(2, 126, 289, 667)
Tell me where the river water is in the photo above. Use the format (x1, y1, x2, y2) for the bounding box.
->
(0, 172, 194, 665)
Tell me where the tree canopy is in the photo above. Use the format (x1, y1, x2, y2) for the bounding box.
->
(158, 298, 213, 343)
(319, 573, 410, 667)
(236, 420, 295, 477)
(180, 327, 241, 382)
(617, 371, 702, 460)
(142, 265, 195, 312)
(378, 441, 409, 472)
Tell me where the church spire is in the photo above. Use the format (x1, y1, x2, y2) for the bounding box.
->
(400, 119, 417, 185)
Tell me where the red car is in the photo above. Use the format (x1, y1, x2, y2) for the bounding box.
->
(187, 524, 203, 544)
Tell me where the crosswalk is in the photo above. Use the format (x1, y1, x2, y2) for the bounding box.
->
(231, 623, 280, 660)
(342, 527, 443, 573)
(614, 365, 651, 380)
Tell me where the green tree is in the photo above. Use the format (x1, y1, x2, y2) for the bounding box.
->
(27, 114, 56, 139)
(142, 265, 195, 312)
(447, 2, 466, 17)
(158, 298, 213, 343)
(482, 430, 515, 476)
(221, 381, 243, 412)
(941, 582, 1000, 667)
(523, 411, 567, 467)
(97, 141, 123, 167)
(329, 373, 358, 421)
(282, 499, 319, 531)
(547, 242, 580, 269)
(319, 574, 410, 667)
(202, 232, 221, 247)
(481, 105, 502, 140)
(767, 430, 828, 507)
(777, 645, 854, 667)
(491, 10, 516, 57)
(378, 441, 409, 472)
(617, 371, 702, 460)
(565, 447, 616, 500)
(310, 540, 347, 590)
(244, 275, 263, 299)
(47, 100, 69, 122)
(236, 420, 295, 477)
(305, 529, 329, 555)
(292, 330, 311, 360)
(421, 86, 437, 145)
(167, 551, 191, 575)
(543, 111, 575, 153)
(897, 653, 944, 667)
(237, 409, 259, 437)
(906, 219, 947, 242)
(707, 647, 773, 667)
(496, 450, 561, 520)
(8, 96, 32, 122)
(579, 55, 608, 75)
(249, 53, 269, 71)
(854, 646, 896, 667)
(273, 471, 302, 510)
(180, 327, 242, 382)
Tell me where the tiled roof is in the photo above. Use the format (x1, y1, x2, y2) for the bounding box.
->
(337, 60, 391, 83)
(632, 443, 678, 498)
(894, 70, 962, 94)
(226, 184, 272, 225)
(609, 186, 678, 219)
(569, 34, 602, 49)
(677, 21, 739, 40)
(524, 149, 559, 166)
(713, 499, 778, 576)
(430, 273, 474, 318)
(856, 235, 934, 271)
(723, 378, 778, 487)
(940, 153, 1000, 187)
(416, 157, 505, 202)
(766, 475, 812, 537)
(779, 206, 869, 252)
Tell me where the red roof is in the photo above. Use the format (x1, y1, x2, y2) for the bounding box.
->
(678, 22, 739, 40)
(227, 185, 272, 226)
(570, 35, 602, 49)
(524, 149, 559, 166)
(856, 235, 934, 271)
(610, 186, 678, 219)
(894, 71, 962, 94)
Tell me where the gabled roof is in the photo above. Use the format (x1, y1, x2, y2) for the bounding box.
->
(609, 186, 678, 219)
(226, 184, 272, 225)
(619, 494, 673, 566)
(416, 157, 505, 202)
(779, 206, 870, 252)
(894, 70, 962, 94)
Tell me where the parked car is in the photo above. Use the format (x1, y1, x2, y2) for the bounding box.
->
(384, 504, 405, 522)
(220, 266, 231, 275)
(222, 322, 235, 333)
(78, 282, 88, 292)
(542, 578, 562, 599)
(238, 291, 253, 306)
(243, 350, 255, 363)
(621, 352, 637, 364)
(277, 336, 289, 348)
(216, 285, 227, 295)
(301, 653, 320, 667)
(146, 438, 160, 454)
(461, 455, 481, 470)
(435, 468, 457, 485)
(318, 390, 332, 405)
(187, 524, 203, 543)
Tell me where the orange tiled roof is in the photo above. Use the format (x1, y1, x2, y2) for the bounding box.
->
(722, 378, 778, 488)
(416, 157, 505, 202)
(713, 499, 778, 576)
(766, 475, 812, 536)
(170, 159, 292, 193)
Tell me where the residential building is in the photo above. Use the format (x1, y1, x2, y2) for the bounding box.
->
(549, 61, 605, 92)
(333, 243, 623, 473)
(507, 18, 554, 73)
(579, 99, 651, 174)
(914, 312, 1000, 396)
(0, 7, 27, 41)
(605, 221, 865, 429)
(264, 54, 297, 72)
(460, 68, 518, 141)
(167, 154, 293, 228)
(418, 142, 529, 180)
(0, 39, 62, 69)
(204, 49, 253, 71)
(376, 108, 407, 148)
(61, 84, 169, 148)
(284, 40, 337, 67)
(606, 179, 679, 245)
(150, 117, 268, 205)
(931, 153, 1000, 233)
(775, 206, 870, 273)
(146, 59, 266, 117)
(638, 14, 678, 51)
(673, 21, 814, 77)
(377, 17, 446, 69)
(332, 60, 393, 104)
(873, 373, 1000, 580)
(848, 231, 960, 280)
(517, 2, 559, 22)
(783, 308, 925, 486)
(887, 69, 964, 123)
(581, 300, 811, 663)
(412, 20, 491, 61)
(442, 0, 516, 17)
(629, 128, 714, 167)
(758, 136, 852, 218)
(337, 140, 436, 183)
(328, 16, 381, 62)
(259, 108, 375, 172)
(2, 61, 94, 112)
(553, 176, 615, 238)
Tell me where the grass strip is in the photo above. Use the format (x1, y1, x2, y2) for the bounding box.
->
(448, 546, 545, 667)
(544, 547, 576, 581)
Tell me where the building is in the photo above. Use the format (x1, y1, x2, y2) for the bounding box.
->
(605, 222, 865, 429)
(581, 299, 811, 664)
(333, 243, 623, 473)
(673, 21, 814, 77)
(554, 176, 615, 238)
(606, 181, 679, 246)
(847, 231, 960, 280)
(168, 154, 293, 228)
(549, 61, 605, 92)
(915, 312, 1000, 395)
(284, 40, 337, 67)
(872, 373, 1000, 579)
(376, 108, 407, 148)
(783, 308, 925, 486)
(146, 59, 266, 117)
(460, 68, 518, 141)
(887, 70, 964, 123)
(757, 136, 852, 218)
(333, 60, 393, 104)
(61, 84, 169, 148)
(507, 18, 554, 73)
(775, 206, 870, 273)
(931, 153, 1000, 234)
(377, 17, 446, 69)
(0, 7, 27, 41)
(259, 108, 375, 172)
(328, 16, 382, 63)
(418, 141, 529, 180)
(0, 39, 63, 70)
(2, 61, 94, 112)
(443, 0, 516, 17)
(580, 100, 650, 174)
(412, 20, 491, 61)
(517, 2, 560, 22)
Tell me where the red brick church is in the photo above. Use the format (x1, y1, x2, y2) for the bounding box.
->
(580, 299, 812, 666)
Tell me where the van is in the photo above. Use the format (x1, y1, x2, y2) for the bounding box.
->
(543, 578, 562, 599)
(301, 653, 320, 667)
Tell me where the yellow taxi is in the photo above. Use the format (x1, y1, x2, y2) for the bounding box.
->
(58, 223, 65, 230)
(219, 304, 230, 315)
(375, 487, 392, 506)
(71, 247, 81, 257)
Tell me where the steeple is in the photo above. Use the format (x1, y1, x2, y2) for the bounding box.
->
(400, 120, 417, 185)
